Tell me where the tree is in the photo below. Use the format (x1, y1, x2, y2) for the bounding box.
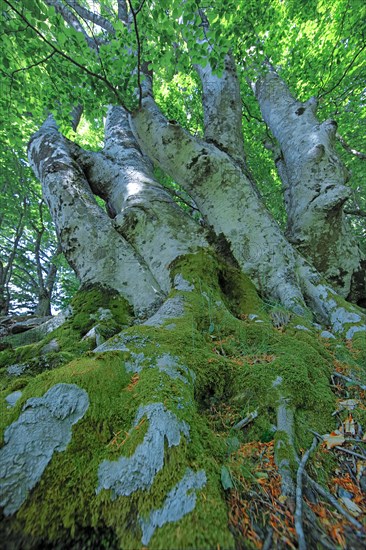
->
(0, 148, 76, 315)
(1, 1, 365, 548)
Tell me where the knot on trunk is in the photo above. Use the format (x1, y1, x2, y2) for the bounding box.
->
(322, 119, 338, 140)
(313, 185, 351, 211)
(113, 206, 149, 238)
(307, 144, 325, 162)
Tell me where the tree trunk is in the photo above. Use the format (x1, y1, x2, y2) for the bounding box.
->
(255, 70, 366, 304)
(28, 116, 163, 318)
(132, 75, 366, 337)
(35, 242, 62, 317)
(0, 202, 26, 315)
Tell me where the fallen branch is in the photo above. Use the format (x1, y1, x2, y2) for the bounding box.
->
(309, 429, 366, 458)
(233, 410, 258, 430)
(262, 527, 273, 550)
(275, 396, 296, 498)
(295, 438, 318, 550)
(303, 505, 336, 550)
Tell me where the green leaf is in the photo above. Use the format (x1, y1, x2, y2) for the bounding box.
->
(226, 436, 241, 453)
(221, 466, 234, 490)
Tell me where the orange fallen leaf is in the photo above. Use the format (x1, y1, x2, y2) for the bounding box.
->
(322, 430, 345, 449)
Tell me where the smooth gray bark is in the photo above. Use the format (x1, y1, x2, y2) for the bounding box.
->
(255, 71, 365, 304)
(26, 49, 366, 335)
(131, 80, 366, 336)
(28, 116, 163, 316)
(72, 106, 208, 293)
(132, 97, 307, 314)
(195, 54, 246, 170)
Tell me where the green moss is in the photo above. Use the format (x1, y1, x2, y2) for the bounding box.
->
(3, 341, 233, 549)
(307, 447, 338, 487)
(0, 287, 133, 402)
(52, 286, 132, 349)
(274, 430, 297, 470)
(351, 331, 366, 370)
(3, 250, 359, 548)
(170, 249, 264, 319)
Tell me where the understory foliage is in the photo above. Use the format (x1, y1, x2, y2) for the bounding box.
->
(0, 148, 78, 315)
(0, 0, 366, 549)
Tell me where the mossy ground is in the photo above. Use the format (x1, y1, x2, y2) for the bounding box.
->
(1, 250, 364, 548)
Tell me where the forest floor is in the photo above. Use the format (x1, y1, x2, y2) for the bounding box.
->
(207, 337, 366, 549)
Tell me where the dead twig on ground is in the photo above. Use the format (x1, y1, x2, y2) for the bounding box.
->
(295, 437, 318, 550)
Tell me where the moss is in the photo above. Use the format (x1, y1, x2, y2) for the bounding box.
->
(351, 331, 366, 370)
(307, 447, 338, 487)
(1, 286, 235, 546)
(1, 324, 51, 347)
(0, 287, 132, 400)
(3, 250, 363, 548)
(274, 430, 297, 470)
(3, 342, 233, 549)
(51, 286, 132, 349)
(0, 343, 40, 369)
(217, 264, 263, 316)
(170, 248, 264, 319)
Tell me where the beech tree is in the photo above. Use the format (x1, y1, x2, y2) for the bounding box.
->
(1, 1, 365, 548)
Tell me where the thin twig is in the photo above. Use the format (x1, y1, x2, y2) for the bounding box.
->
(309, 428, 366, 458)
(344, 208, 366, 218)
(135, 0, 147, 16)
(295, 438, 317, 550)
(233, 410, 258, 430)
(308, 430, 323, 440)
(10, 51, 56, 76)
(337, 133, 366, 160)
(304, 473, 364, 531)
(318, 43, 366, 99)
(127, 0, 144, 108)
(334, 446, 366, 460)
(3, 0, 124, 107)
(63, 0, 116, 35)
(333, 372, 366, 391)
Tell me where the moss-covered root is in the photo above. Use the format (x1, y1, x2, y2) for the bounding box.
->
(0, 342, 234, 549)
(275, 396, 296, 499)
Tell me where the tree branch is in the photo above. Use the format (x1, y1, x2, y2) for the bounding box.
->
(304, 472, 364, 531)
(117, 0, 129, 25)
(337, 133, 366, 160)
(318, 42, 366, 99)
(126, 0, 144, 108)
(64, 0, 116, 35)
(131, 95, 210, 188)
(333, 371, 366, 390)
(10, 51, 56, 77)
(344, 208, 366, 218)
(44, 0, 99, 50)
(4, 0, 124, 108)
(295, 438, 317, 550)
